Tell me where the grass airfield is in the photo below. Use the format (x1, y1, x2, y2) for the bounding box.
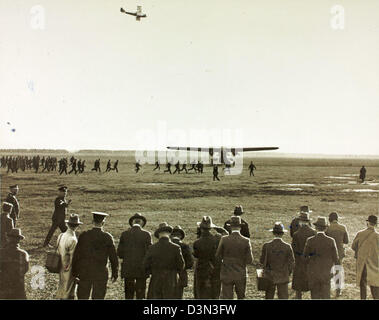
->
(1, 152, 378, 300)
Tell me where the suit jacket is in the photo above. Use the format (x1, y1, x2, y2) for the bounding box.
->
(52, 196, 69, 223)
(143, 237, 184, 299)
(193, 232, 222, 280)
(0, 213, 14, 247)
(260, 238, 294, 284)
(303, 232, 339, 285)
(290, 217, 301, 238)
(216, 232, 253, 281)
(291, 225, 316, 291)
(326, 221, 349, 260)
(224, 218, 250, 238)
(72, 228, 118, 281)
(5, 193, 19, 221)
(352, 227, 379, 286)
(117, 225, 152, 278)
(172, 238, 194, 287)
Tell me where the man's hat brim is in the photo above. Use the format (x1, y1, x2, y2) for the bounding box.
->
(129, 214, 147, 227)
(154, 226, 173, 238)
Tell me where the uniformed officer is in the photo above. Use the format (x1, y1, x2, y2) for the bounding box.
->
(43, 186, 71, 247)
(0, 229, 29, 299)
(72, 212, 118, 300)
(1, 202, 14, 248)
(6, 185, 20, 227)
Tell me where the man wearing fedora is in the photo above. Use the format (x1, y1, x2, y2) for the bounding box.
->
(6, 184, 20, 227)
(326, 212, 349, 297)
(0, 228, 29, 299)
(290, 206, 312, 238)
(193, 216, 224, 299)
(1, 202, 14, 248)
(216, 216, 253, 299)
(117, 213, 152, 299)
(291, 212, 316, 299)
(170, 225, 194, 299)
(260, 222, 294, 299)
(72, 212, 118, 299)
(224, 205, 250, 238)
(303, 217, 339, 299)
(143, 222, 184, 299)
(352, 215, 379, 299)
(56, 213, 83, 299)
(43, 186, 71, 247)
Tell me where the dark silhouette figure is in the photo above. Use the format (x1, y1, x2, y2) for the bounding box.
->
(359, 166, 366, 183)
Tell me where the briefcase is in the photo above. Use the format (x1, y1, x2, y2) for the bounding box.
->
(45, 234, 62, 273)
(256, 269, 270, 291)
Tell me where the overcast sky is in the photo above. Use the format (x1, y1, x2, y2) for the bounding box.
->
(1, 0, 379, 154)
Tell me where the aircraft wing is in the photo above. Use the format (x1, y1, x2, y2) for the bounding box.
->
(167, 146, 279, 152)
(120, 8, 137, 16)
(241, 147, 279, 152)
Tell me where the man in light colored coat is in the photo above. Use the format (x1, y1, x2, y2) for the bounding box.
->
(216, 216, 253, 299)
(352, 215, 379, 300)
(56, 214, 82, 299)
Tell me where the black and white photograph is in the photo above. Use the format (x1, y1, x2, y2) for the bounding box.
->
(1, 0, 379, 306)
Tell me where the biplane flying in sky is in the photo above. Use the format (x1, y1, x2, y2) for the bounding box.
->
(120, 6, 147, 21)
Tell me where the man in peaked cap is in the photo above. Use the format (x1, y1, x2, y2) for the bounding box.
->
(72, 212, 118, 299)
(193, 216, 224, 299)
(326, 212, 349, 297)
(143, 222, 184, 299)
(0, 229, 29, 299)
(43, 186, 71, 247)
(117, 213, 152, 299)
(224, 205, 250, 238)
(1, 202, 14, 248)
(352, 215, 379, 299)
(303, 217, 339, 299)
(216, 216, 253, 299)
(290, 205, 312, 238)
(291, 211, 316, 299)
(260, 222, 294, 299)
(170, 225, 194, 299)
(6, 185, 20, 227)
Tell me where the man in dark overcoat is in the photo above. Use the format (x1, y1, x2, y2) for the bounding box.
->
(260, 222, 294, 299)
(72, 212, 118, 299)
(1, 202, 14, 248)
(143, 222, 184, 299)
(290, 205, 312, 238)
(303, 217, 339, 299)
(170, 225, 194, 299)
(117, 213, 152, 299)
(0, 229, 29, 299)
(224, 205, 250, 238)
(193, 216, 225, 299)
(291, 212, 316, 299)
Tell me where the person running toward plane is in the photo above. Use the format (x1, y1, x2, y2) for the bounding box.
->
(112, 160, 119, 173)
(188, 161, 197, 173)
(135, 161, 142, 173)
(153, 161, 160, 171)
(180, 162, 188, 174)
(164, 162, 172, 174)
(106, 160, 112, 172)
(173, 161, 181, 174)
(213, 165, 220, 181)
(248, 161, 257, 176)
